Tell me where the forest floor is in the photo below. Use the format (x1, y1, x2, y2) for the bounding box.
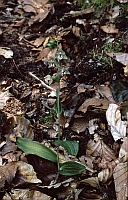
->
(0, 0, 128, 199)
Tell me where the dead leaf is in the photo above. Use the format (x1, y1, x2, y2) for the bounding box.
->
(100, 23, 118, 33)
(106, 52, 128, 66)
(70, 117, 88, 133)
(36, 47, 51, 62)
(5, 115, 34, 141)
(0, 162, 17, 189)
(64, 7, 94, 17)
(119, 137, 128, 162)
(81, 177, 100, 189)
(0, 47, 13, 58)
(0, 91, 10, 109)
(96, 85, 115, 102)
(106, 104, 127, 141)
(109, 6, 119, 20)
(86, 134, 116, 161)
(34, 36, 45, 47)
(16, 161, 42, 183)
(113, 162, 128, 200)
(78, 98, 110, 113)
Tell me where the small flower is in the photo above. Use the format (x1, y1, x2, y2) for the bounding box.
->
(55, 50, 67, 61)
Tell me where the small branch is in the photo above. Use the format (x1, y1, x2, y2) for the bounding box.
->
(28, 72, 56, 91)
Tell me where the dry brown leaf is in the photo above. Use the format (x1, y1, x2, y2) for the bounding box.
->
(0, 162, 17, 189)
(70, 117, 88, 133)
(16, 161, 42, 183)
(81, 177, 100, 189)
(100, 23, 118, 33)
(1, 141, 17, 156)
(77, 84, 86, 94)
(78, 98, 110, 113)
(36, 47, 51, 62)
(34, 36, 45, 47)
(106, 104, 127, 141)
(113, 162, 128, 200)
(106, 52, 128, 66)
(86, 134, 116, 161)
(96, 85, 115, 102)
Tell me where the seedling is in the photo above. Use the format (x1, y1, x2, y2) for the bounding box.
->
(17, 41, 86, 179)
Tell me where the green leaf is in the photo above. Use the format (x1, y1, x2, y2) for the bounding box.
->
(54, 140, 78, 156)
(16, 138, 57, 163)
(59, 161, 86, 176)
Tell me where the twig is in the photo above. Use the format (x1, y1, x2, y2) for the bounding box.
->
(28, 72, 56, 91)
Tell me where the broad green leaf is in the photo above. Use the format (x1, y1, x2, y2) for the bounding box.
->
(16, 138, 57, 163)
(54, 140, 78, 156)
(59, 161, 86, 176)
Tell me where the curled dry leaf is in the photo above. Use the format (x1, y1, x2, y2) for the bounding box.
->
(113, 162, 128, 200)
(106, 104, 127, 141)
(98, 168, 111, 183)
(86, 134, 116, 161)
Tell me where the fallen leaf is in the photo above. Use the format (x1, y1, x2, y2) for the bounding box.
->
(16, 161, 42, 183)
(78, 98, 110, 113)
(64, 7, 94, 17)
(106, 104, 127, 141)
(100, 23, 118, 33)
(81, 177, 100, 189)
(96, 85, 115, 102)
(34, 36, 45, 47)
(113, 162, 128, 200)
(36, 47, 51, 62)
(70, 117, 88, 133)
(0, 162, 17, 189)
(106, 52, 128, 66)
(0, 91, 10, 109)
(86, 134, 116, 161)
(119, 137, 128, 162)
(0, 47, 13, 58)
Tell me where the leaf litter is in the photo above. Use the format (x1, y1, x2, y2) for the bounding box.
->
(0, 0, 128, 199)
